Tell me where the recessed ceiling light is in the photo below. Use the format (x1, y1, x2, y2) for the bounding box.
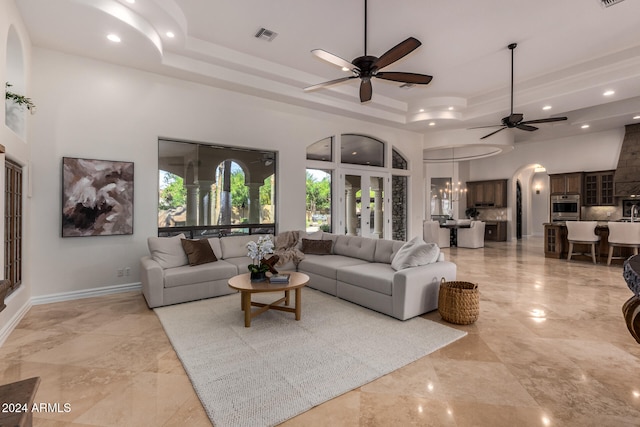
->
(603, 90, 615, 96)
(419, 109, 424, 112)
(448, 106, 454, 111)
(107, 34, 121, 43)
(125, 0, 135, 3)
(351, 151, 357, 155)
(581, 124, 590, 129)
(634, 115, 640, 120)
(429, 122, 436, 126)
(341, 67, 349, 72)
(542, 105, 552, 110)
(166, 31, 175, 38)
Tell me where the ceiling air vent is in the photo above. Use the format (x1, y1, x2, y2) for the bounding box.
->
(600, 0, 625, 8)
(254, 28, 278, 42)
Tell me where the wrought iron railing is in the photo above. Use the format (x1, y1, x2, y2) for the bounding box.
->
(158, 223, 276, 239)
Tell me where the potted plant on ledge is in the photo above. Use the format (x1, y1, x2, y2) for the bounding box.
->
(5, 82, 36, 114)
(247, 235, 274, 282)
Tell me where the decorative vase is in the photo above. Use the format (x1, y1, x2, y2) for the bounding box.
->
(250, 271, 267, 282)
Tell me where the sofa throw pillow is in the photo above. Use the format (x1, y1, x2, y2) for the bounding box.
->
(147, 234, 189, 269)
(301, 238, 333, 255)
(391, 236, 440, 271)
(181, 239, 218, 266)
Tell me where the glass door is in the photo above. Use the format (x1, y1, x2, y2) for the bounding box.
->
(342, 171, 388, 238)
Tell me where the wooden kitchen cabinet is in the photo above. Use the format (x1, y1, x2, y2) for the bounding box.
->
(466, 179, 508, 208)
(550, 173, 583, 195)
(583, 170, 615, 206)
(485, 221, 507, 242)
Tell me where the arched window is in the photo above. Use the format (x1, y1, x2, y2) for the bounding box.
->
(340, 134, 384, 167)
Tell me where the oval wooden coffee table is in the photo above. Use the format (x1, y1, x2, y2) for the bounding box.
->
(228, 271, 309, 327)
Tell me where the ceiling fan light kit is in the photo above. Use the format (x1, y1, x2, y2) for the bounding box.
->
(471, 43, 568, 140)
(304, 0, 433, 102)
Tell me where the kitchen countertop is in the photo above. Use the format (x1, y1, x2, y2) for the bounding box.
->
(544, 221, 640, 227)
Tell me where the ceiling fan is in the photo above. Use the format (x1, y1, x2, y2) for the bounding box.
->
(304, 0, 433, 103)
(472, 43, 568, 140)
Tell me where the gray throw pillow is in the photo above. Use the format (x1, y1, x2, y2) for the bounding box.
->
(147, 233, 189, 269)
(391, 236, 440, 271)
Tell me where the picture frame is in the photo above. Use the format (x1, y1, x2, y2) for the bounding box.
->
(61, 157, 134, 237)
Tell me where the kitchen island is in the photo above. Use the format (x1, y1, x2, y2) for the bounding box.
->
(544, 221, 639, 264)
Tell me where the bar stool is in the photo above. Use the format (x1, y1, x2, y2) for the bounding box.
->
(607, 222, 640, 266)
(566, 221, 600, 264)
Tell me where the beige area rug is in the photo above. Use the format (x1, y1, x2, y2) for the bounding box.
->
(155, 288, 466, 427)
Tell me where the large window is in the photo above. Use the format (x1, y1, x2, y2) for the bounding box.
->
(306, 169, 331, 232)
(158, 139, 276, 237)
(5, 159, 22, 291)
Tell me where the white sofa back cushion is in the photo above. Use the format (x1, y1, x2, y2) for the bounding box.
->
(391, 236, 440, 271)
(333, 235, 376, 262)
(206, 237, 223, 260)
(374, 239, 405, 264)
(220, 234, 272, 259)
(148, 233, 188, 269)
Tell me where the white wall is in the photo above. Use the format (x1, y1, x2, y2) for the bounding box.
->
(27, 48, 425, 297)
(0, 0, 33, 338)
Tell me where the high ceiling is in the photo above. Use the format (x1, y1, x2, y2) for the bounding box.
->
(16, 0, 640, 145)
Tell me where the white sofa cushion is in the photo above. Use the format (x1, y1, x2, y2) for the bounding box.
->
(333, 235, 376, 262)
(206, 237, 223, 260)
(391, 237, 440, 271)
(163, 260, 238, 288)
(337, 263, 396, 296)
(220, 235, 271, 259)
(373, 239, 405, 264)
(298, 254, 368, 280)
(148, 234, 188, 269)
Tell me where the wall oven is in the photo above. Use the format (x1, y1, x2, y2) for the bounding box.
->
(551, 194, 580, 221)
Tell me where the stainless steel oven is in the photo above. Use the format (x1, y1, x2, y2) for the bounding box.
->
(551, 194, 580, 221)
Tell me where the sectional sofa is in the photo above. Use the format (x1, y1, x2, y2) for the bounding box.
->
(140, 231, 457, 320)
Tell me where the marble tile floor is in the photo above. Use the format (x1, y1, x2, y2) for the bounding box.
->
(1, 237, 640, 426)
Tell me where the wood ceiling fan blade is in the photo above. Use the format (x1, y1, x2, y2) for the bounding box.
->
(516, 124, 538, 131)
(375, 72, 432, 85)
(481, 127, 507, 140)
(311, 49, 359, 72)
(360, 79, 372, 102)
(468, 124, 503, 130)
(520, 117, 568, 125)
(373, 37, 421, 70)
(508, 113, 523, 124)
(304, 76, 356, 92)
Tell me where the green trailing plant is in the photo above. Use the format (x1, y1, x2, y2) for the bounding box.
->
(5, 82, 36, 113)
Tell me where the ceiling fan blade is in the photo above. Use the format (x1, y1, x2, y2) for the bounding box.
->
(304, 76, 356, 92)
(481, 127, 507, 140)
(520, 116, 568, 125)
(360, 79, 372, 102)
(516, 124, 538, 132)
(375, 72, 433, 85)
(311, 49, 359, 72)
(373, 37, 421, 70)
(468, 124, 503, 130)
(508, 113, 523, 124)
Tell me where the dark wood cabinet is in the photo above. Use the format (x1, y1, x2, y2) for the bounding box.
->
(550, 173, 583, 195)
(485, 221, 507, 241)
(466, 179, 508, 208)
(583, 170, 615, 206)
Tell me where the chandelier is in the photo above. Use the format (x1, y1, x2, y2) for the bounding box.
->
(443, 148, 466, 202)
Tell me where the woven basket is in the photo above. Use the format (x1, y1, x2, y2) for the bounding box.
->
(438, 278, 479, 325)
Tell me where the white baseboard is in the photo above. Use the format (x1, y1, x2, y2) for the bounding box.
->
(0, 299, 32, 347)
(31, 282, 142, 305)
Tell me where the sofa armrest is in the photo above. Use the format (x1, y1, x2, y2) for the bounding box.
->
(391, 261, 457, 320)
(140, 256, 164, 308)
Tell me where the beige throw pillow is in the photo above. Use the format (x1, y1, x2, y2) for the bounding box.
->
(147, 233, 189, 269)
(391, 236, 440, 271)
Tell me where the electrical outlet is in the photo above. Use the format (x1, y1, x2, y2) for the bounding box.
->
(607, 211, 611, 217)
(124, 267, 130, 276)
(117, 268, 124, 277)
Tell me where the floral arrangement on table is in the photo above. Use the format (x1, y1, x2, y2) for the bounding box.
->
(247, 235, 275, 277)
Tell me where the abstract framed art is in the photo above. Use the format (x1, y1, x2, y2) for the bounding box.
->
(61, 157, 134, 237)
